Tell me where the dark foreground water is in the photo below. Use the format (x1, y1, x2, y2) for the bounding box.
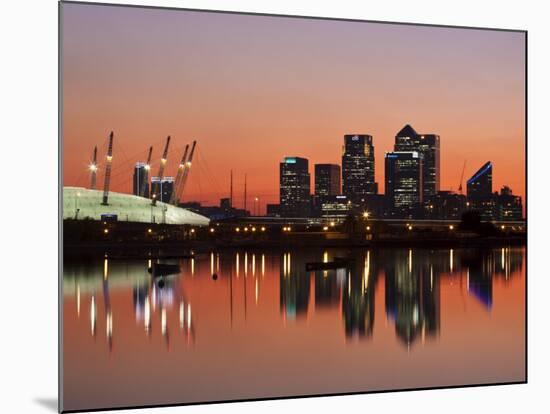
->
(62, 246, 525, 411)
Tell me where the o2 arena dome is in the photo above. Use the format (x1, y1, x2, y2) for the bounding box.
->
(63, 187, 210, 226)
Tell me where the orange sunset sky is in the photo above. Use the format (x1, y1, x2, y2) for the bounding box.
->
(62, 4, 526, 214)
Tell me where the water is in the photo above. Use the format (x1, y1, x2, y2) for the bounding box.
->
(62, 246, 525, 411)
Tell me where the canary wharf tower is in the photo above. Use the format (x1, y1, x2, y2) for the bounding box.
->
(342, 134, 377, 203)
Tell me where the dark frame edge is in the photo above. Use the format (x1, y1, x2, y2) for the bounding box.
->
(59, 0, 527, 34)
(58, 1, 64, 413)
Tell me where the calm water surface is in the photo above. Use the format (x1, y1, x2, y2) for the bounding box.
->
(63, 247, 525, 411)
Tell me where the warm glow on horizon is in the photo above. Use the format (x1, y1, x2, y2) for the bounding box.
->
(62, 4, 525, 214)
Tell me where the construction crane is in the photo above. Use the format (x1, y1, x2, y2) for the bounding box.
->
(176, 140, 196, 204)
(458, 160, 467, 195)
(101, 131, 114, 205)
(151, 136, 171, 206)
(169, 144, 190, 205)
(139, 146, 153, 197)
(89, 146, 97, 190)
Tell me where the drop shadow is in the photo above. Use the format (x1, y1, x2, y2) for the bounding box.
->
(34, 397, 58, 412)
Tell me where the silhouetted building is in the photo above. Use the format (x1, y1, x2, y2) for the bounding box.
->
(320, 195, 353, 222)
(342, 134, 377, 204)
(496, 186, 523, 220)
(395, 125, 440, 199)
(467, 161, 492, 199)
(385, 151, 424, 216)
(314, 164, 341, 197)
(179, 200, 248, 219)
(362, 194, 388, 219)
(424, 191, 467, 220)
(220, 197, 231, 212)
(151, 176, 174, 203)
(280, 157, 311, 217)
(132, 162, 149, 197)
(266, 203, 281, 217)
(467, 162, 495, 220)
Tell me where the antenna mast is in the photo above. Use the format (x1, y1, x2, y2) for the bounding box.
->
(244, 173, 247, 212)
(230, 170, 233, 208)
(90, 146, 97, 190)
(169, 144, 190, 205)
(177, 140, 196, 204)
(101, 132, 114, 205)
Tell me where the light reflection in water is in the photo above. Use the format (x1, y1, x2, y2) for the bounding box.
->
(64, 247, 524, 410)
(90, 295, 96, 336)
(76, 285, 80, 317)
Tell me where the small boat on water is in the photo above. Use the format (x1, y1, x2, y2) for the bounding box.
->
(305, 257, 353, 271)
(148, 263, 180, 277)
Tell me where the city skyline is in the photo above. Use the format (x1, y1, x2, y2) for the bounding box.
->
(62, 4, 525, 214)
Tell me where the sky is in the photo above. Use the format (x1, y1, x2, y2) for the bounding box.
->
(62, 3, 526, 214)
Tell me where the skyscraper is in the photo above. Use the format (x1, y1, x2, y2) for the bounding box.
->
(342, 134, 377, 204)
(314, 164, 341, 197)
(467, 161, 495, 220)
(395, 125, 440, 199)
(151, 176, 174, 203)
(385, 151, 424, 214)
(467, 161, 492, 199)
(132, 162, 149, 197)
(280, 157, 311, 217)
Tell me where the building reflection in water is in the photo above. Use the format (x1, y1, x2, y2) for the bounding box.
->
(461, 247, 523, 310)
(65, 257, 195, 351)
(280, 252, 310, 320)
(341, 251, 376, 339)
(64, 247, 523, 353)
(384, 249, 440, 347)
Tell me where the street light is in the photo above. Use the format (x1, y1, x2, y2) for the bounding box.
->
(362, 211, 369, 219)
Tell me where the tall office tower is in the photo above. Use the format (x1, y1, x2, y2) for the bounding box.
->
(151, 176, 175, 203)
(280, 156, 311, 217)
(467, 161, 495, 220)
(133, 162, 149, 197)
(314, 164, 341, 197)
(385, 151, 424, 213)
(395, 125, 440, 199)
(160, 177, 174, 203)
(467, 161, 492, 199)
(342, 134, 377, 204)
